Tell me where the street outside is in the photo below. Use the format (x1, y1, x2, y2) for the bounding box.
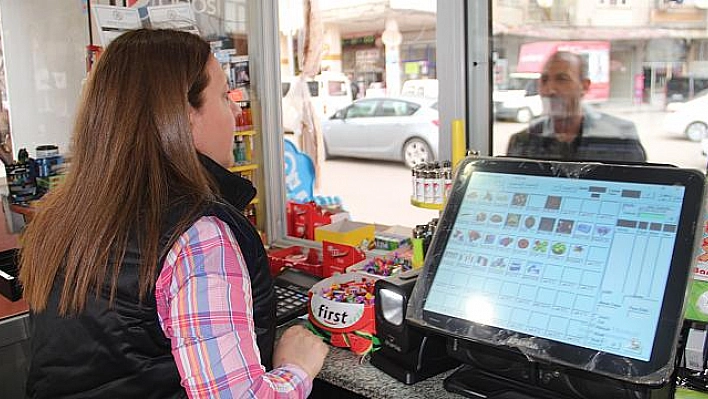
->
(316, 102, 707, 229)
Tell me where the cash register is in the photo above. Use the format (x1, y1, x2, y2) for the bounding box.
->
(406, 156, 705, 398)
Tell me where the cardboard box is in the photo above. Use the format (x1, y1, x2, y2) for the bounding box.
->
(0, 249, 21, 302)
(374, 225, 412, 250)
(314, 220, 375, 248)
(267, 246, 323, 277)
(286, 201, 332, 240)
(321, 241, 366, 277)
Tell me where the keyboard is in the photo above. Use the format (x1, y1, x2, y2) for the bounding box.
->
(273, 268, 322, 326)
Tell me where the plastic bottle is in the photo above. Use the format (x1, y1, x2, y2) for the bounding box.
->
(433, 162, 443, 204)
(415, 164, 426, 202)
(443, 160, 453, 201)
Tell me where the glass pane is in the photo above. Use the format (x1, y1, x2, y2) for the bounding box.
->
(279, 0, 440, 231)
(491, 1, 708, 172)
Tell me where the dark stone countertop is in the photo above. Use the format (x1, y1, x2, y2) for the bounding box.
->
(279, 321, 464, 399)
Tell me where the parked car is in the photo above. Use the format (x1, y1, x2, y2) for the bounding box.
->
(493, 72, 543, 123)
(663, 91, 708, 142)
(401, 79, 438, 99)
(665, 76, 708, 111)
(321, 97, 439, 168)
(281, 72, 353, 141)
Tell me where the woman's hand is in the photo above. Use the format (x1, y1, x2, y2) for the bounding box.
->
(273, 324, 329, 379)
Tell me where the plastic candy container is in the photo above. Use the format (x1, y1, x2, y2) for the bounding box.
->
(308, 273, 378, 356)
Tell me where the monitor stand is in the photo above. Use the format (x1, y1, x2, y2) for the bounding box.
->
(443, 364, 674, 399)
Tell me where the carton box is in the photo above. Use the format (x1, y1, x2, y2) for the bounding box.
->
(314, 220, 375, 249)
(321, 241, 366, 277)
(286, 201, 332, 240)
(374, 225, 412, 250)
(267, 246, 323, 277)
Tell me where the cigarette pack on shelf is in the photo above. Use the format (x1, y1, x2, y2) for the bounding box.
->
(321, 241, 366, 277)
(0, 248, 21, 301)
(286, 201, 332, 240)
(308, 272, 378, 355)
(267, 246, 323, 277)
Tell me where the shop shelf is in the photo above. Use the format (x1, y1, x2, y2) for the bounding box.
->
(234, 129, 256, 136)
(410, 198, 444, 210)
(229, 163, 258, 173)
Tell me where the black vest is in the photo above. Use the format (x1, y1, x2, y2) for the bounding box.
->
(27, 157, 276, 398)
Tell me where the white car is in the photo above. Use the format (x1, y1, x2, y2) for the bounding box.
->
(281, 72, 353, 141)
(663, 91, 708, 142)
(493, 73, 543, 123)
(321, 97, 439, 168)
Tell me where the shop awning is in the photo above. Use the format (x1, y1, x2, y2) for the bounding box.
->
(493, 24, 708, 40)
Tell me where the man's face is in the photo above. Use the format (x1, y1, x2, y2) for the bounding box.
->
(539, 55, 590, 138)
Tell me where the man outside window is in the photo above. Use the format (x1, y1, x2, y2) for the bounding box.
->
(506, 51, 647, 163)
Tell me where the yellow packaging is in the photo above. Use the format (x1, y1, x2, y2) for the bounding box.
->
(314, 220, 375, 249)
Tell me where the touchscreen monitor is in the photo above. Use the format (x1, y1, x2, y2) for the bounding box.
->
(407, 157, 705, 385)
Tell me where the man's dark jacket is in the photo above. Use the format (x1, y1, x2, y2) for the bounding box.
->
(26, 155, 275, 398)
(506, 106, 647, 163)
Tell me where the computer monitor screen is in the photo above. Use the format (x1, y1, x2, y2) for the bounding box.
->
(407, 157, 705, 385)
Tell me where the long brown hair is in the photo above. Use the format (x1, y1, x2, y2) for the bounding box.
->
(19, 29, 217, 314)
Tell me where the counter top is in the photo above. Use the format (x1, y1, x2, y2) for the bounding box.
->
(0, 294, 28, 321)
(277, 321, 463, 399)
(316, 343, 461, 399)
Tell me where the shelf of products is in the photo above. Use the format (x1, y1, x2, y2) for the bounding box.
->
(213, 41, 263, 235)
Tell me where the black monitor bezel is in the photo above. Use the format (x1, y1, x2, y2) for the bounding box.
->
(415, 157, 704, 384)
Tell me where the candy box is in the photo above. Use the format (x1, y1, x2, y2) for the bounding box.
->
(314, 220, 375, 249)
(374, 225, 412, 250)
(267, 246, 323, 277)
(321, 241, 366, 277)
(286, 201, 332, 240)
(308, 273, 377, 354)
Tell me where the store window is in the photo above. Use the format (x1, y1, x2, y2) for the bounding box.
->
(278, 0, 441, 233)
(489, 0, 708, 172)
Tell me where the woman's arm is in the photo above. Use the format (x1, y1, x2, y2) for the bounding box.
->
(155, 216, 312, 398)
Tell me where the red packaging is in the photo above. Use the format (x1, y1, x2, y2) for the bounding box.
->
(286, 201, 332, 240)
(267, 246, 323, 277)
(321, 241, 366, 277)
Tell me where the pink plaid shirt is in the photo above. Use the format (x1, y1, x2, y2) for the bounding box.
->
(155, 216, 312, 398)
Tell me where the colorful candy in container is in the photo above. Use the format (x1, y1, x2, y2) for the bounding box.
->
(346, 252, 412, 279)
(308, 273, 379, 356)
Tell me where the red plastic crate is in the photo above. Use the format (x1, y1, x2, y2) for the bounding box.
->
(267, 246, 323, 277)
(321, 241, 366, 278)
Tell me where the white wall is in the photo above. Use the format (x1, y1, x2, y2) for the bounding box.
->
(0, 1, 88, 159)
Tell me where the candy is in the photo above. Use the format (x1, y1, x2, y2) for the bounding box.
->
(316, 279, 376, 305)
(361, 253, 412, 276)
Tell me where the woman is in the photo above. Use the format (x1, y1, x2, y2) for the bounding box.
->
(20, 29, 328, 398)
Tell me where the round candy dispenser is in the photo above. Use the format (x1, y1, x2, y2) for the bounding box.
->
(308, 272, 378, 356)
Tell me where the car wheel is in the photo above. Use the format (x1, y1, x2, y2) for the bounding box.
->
(685, 122, 708, 142)
(403, 138, 432, 169)
(516, 108, 532, 124)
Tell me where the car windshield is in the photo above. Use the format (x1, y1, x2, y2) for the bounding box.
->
(281, 81, 320, 97)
